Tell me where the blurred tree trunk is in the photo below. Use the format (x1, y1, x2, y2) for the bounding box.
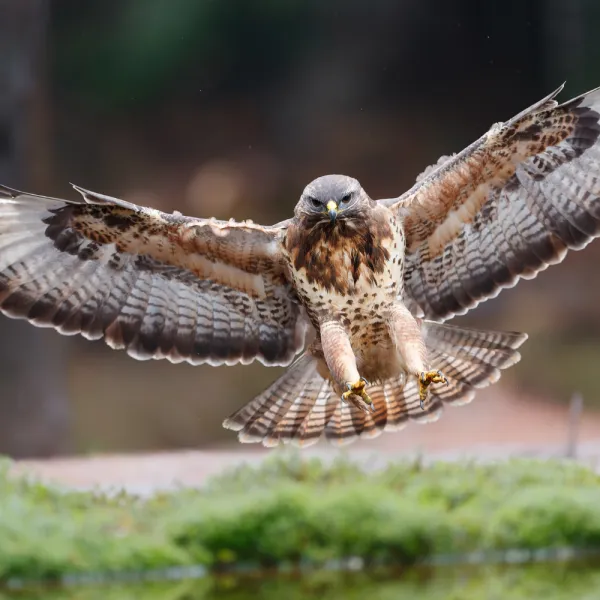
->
(0, 0, 69, 457)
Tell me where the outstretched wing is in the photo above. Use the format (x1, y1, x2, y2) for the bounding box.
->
(390, 83, 600, 321)
(0, 184, 308, 366)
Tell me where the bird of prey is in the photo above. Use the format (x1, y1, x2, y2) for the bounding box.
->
(0, 83, 598, 447)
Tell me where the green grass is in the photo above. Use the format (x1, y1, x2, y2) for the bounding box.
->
(3, 565, 600, 600)
(0, 454, 600, 583)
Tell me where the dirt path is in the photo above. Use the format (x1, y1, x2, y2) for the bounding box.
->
(10, 388, 600, 494)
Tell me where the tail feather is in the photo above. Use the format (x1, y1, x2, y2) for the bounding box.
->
(324, 401, 362, 446)
(274, 380, 336, 447)
(323, 378, 438, 443)
(222, 321, 527, 447)
(379, 380, 416, 431)
(224, 354, 324, 443)
(430, 348, 501, 387)
(345, 384, 390, 440)
(220, 360, 304, 433)
(422, 321, 527, 368)
(422, 321, 526, 406)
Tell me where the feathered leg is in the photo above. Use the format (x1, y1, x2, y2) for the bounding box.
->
(387, 302, 448, 406)
(320, 320, 373, 412)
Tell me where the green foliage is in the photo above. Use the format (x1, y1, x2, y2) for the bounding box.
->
(3, 566, 600, 600)
(0, 455, 599, 583)
(487, 486, 600, 549)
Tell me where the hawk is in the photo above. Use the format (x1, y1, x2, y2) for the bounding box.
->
(0, 83, 599, 447)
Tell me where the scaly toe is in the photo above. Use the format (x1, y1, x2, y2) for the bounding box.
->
(341, 378, 374, 413)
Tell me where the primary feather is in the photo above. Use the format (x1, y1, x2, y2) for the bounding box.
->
(0, 184, 307, 367)
(397, 84, 600, 321)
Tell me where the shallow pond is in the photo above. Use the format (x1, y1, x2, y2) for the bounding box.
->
(2, 564, 599, 600)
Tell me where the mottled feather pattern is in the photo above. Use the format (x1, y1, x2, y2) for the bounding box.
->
(0, 185, 307, 366)
(283, 202, 403, 357)
(284, 205, 394, 297)
(398, 84, 600, 321)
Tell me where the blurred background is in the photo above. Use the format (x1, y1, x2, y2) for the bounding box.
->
(1, 0, 600, 458)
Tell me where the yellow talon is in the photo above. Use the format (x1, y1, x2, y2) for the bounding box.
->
(341, 377, 375, 413)
(418, 370, 448, 410)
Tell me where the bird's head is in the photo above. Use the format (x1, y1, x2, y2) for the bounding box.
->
(295, 175, 370, 226)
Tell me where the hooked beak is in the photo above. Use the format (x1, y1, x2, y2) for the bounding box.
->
(326, 200, 338, 223)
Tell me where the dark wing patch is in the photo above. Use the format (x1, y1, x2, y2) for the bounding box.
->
(0, 185, 307, 367)
(393, 84, 600, 321)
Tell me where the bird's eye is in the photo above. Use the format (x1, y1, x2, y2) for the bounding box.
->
(308, 197, 321, 208)
(340, 193, 352, 204)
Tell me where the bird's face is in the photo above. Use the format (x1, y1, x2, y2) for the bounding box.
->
(295, 175, 370, 227)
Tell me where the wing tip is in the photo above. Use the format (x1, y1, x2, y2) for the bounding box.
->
(566, 82, 600, 108)
(70, 183, 142, 211)
(513, 331, 529, 349)
(70, 183, 111, 205)
(553, 81, 567, 97)
(222, 417, 245, 432)
(506, 81, 567, 124)
(0, 184, 22, 199)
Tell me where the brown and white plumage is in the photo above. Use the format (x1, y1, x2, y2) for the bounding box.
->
(395, 83, 600, 321)
(1, 83, 600, 446)
(224, 323, 526, 447)
(0, 185, 307, 367)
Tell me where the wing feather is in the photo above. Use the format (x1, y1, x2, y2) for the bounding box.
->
(391, 84, 600, 321)
(0, 185, 308, 366)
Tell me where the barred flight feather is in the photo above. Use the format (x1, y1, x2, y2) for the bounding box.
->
(223, 322, 526, 446)
(396, 84, 600, 321)
(0, 185, 308, 367)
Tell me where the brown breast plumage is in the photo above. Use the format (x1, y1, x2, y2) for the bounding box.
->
(283, 205, 404, 332)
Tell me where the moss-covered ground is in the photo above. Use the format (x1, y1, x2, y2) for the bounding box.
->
(1, 454, 599, 585)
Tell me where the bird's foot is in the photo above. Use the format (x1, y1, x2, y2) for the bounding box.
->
(418, 370, 448, 409)
(341, 377, 375, 413)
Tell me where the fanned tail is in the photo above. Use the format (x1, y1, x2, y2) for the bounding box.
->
(223, 322, 527, 447)
(223, 353, 337, 448)
(420, 321, 527, 406)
